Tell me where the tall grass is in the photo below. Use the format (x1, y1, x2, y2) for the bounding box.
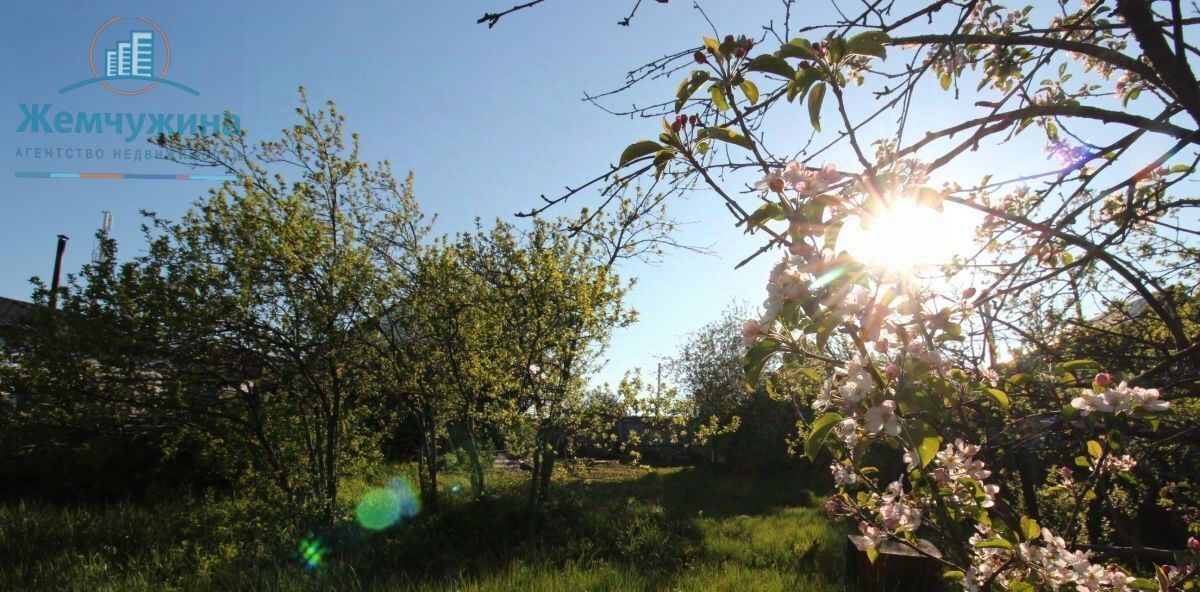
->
(0, 465, 855, 591)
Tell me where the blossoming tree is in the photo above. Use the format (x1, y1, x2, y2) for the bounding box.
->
(487, 0, 1200, 589)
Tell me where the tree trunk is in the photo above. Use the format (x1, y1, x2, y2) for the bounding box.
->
(538, 439, 556, 501)
(426, 435, 440, 512)
(1087, 476, 1109, 544)
(527, 435, 542, 512)
(464, 426, 486, 498)
(419, 410, 440, 513)
(1016, 445, 1041, 522)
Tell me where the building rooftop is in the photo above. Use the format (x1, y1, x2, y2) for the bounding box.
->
(0, 296, 36, 330)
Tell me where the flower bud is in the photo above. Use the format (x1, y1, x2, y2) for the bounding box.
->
(671, 118, 683, 133)
(884, 363, 901, 381)
(734, 48, 746, 58)
(694, 50, 707, 64)
(689, 114, 700, 126)
(961, 287, 977, 299)
(724, 35, 735, 45)
(768, 176, 785, 193)
(1094, 372, 1113, 387)
(1189, 537, 1200, 551)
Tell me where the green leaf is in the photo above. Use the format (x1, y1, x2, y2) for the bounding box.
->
(805, 412, 843, 461)
(1019, 516, 1040, 541)
(827, 37, 847, 63)
(1087, 439, 1103, 460)
(787, 68, 821, 102)
(703, 37, 721, 56)
(942, 570, 965, 581)
(1009, 581, 1036, 592)
(675, 70, 711, 113)
(911, 186, 944, 211)
(1129, 577, 1159, 591)
(652, 149, 675, 180)
(1075, 455, 1091, 468)
(939, 72, 952, 90)
(1156, 566, 1171, 591)
(779, 38, 817, 60)
(845, 30, 889, 60)
(748, 202, 787, 229)
(1144, 414, 1161, 431)
(983, 388, 1010, 410)
(974, 537, 1013, 550)
(865, 545, 880, 564)
(709, 84, 730, 112)
(1062, 403, 1081, 421)
(744, 336, 781, 384)
(699, 126, 754, 150)
(740, 79, 760, 105)
(807, 82, 826, 132)
(748, 54, 795, 79)
(619, 140, 662, 167)
(822, 218, 844, 250)
(906, 420, 942, 469)
(1061, 359, 1099, 372)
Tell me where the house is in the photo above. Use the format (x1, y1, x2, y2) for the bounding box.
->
(0, 296, 36, 406)
(0, 295, 36, 346)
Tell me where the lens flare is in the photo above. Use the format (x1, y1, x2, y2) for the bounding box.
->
(838, 198, 979, 272)
(297, 535, 326, 571)
(355, 476, 421, 531)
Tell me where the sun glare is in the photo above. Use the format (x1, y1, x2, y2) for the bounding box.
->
(838, 199, 980, 273)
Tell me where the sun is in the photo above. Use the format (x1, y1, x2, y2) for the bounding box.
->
(837, 198, 980, 273)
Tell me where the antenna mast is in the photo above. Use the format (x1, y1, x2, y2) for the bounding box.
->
(92, 211, 113, 263)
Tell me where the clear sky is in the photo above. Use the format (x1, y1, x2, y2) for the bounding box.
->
(2, 1, 856, 387)
(0, 1, 1086, 387)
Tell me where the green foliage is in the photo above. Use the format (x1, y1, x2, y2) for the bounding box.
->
(1, 90, 430, 523)
(805, 413, 841, 462)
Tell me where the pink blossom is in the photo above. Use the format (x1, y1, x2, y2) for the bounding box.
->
(864, 400, 901, 436)
(740, 319, 764, 348)
(884, 363, 901, 381)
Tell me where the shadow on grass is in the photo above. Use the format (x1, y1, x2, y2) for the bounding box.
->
(332, 464, 846, 590)
(0, 464, 851, 591)
(572, 464, 821, 519)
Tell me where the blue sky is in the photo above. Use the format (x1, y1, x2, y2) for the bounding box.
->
(3, 1, 1134, 387)
(3, 1, 851, 386)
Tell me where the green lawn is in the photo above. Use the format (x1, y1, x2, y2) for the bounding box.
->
(1, 464, 855, 591)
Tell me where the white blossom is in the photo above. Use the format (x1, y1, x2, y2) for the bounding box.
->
(1071, 381, 1168, 415)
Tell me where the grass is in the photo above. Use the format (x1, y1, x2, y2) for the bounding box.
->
(0, 464, 855, 591)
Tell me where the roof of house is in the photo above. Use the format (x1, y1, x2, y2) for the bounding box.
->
(0, 296, 36, 329)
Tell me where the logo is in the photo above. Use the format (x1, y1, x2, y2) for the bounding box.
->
(59, 17, 199, 96)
